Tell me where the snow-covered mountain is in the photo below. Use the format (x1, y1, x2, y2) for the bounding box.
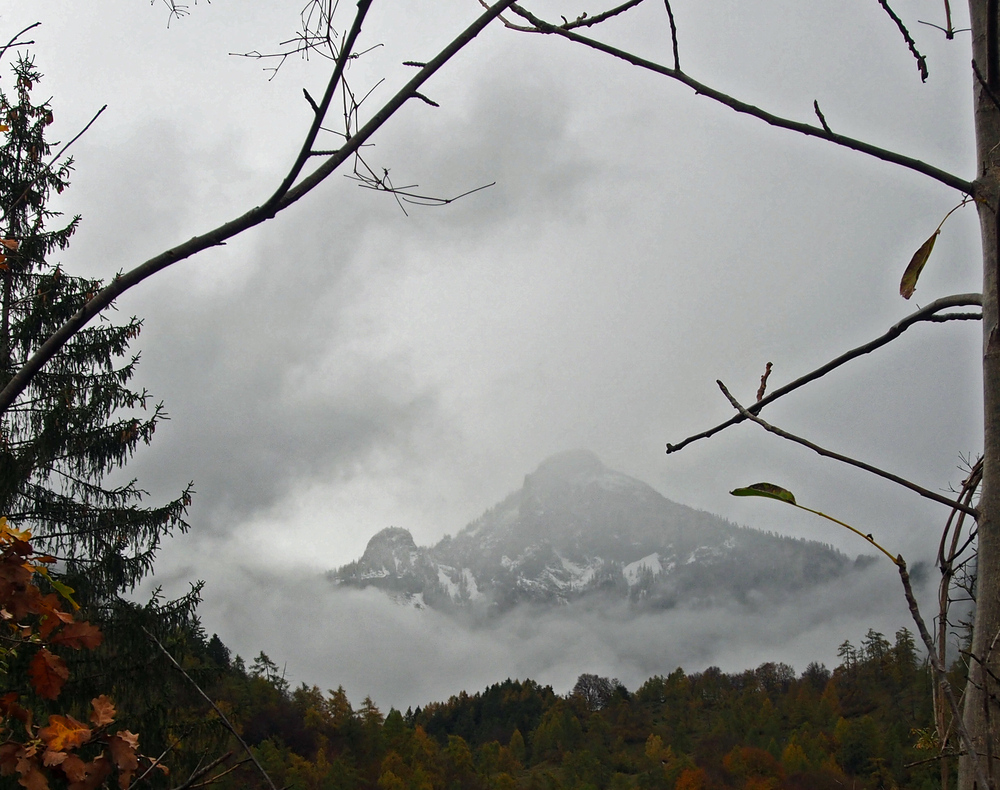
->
(329, 450, 870, 614)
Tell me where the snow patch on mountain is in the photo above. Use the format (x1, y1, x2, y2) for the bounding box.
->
(624, 553, 662, 586)
(328, 450, 867, 615)
(463, 569, 483, 600)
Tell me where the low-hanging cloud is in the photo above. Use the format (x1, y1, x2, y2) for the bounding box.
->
(188, 557, 931, 712)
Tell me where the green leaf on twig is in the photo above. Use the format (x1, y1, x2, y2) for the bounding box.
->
(730, 483, 796, 504)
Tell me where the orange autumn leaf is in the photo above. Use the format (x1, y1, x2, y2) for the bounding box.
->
(38, 714, 90, 753)
(50, 621, 102, 650)
(41, 750, 67, 767)
(0, 742, 19, 774)
(0, 692, 31, 728)
(68, 753, 112, 790)
(106, 734, 138, 786)
(17, 763, 48, 790)
(89, 696, 115, 728)
(28, 649, 68, 700)
(113, 730, 138, 751)
(58, 753, 87, 783)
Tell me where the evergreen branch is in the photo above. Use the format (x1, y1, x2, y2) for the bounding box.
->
(667, 293, 982, 453)
(507, 5, 972, 193)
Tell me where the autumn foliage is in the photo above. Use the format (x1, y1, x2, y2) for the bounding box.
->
(0, 518, 155, 789)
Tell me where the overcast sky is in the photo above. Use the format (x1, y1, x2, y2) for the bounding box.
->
(0, 0, 985, 708)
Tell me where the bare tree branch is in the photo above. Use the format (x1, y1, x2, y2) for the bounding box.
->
(262, 0, 375, 213)
(662, 0, 679, 71)
(813, 100, 831, 133)
(717, 380, 979, 517)
(0, 104, 108, 224)
(561, 0, 646, 30)
(0, 0, 519, 416)
(666, 293, 982, 453)
(155, 0, 209, 28)
(170, 751, 239, 790)
(756, 361, 772, 401)
(875, 0, 929, 81)
(0, 22, 39, 65)
(508, 4, 973, 193)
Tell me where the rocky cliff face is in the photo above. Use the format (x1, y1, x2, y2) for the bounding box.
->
(329, 450, 868, 614)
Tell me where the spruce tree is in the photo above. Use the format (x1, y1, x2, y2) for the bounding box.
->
(0, 56, 217, 764)
(0, 55, 191, 600)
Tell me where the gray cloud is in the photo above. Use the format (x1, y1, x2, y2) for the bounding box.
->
(190, 560, 929, 711)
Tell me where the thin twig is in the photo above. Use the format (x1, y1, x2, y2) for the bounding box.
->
(905, 751, 966, 768)
(412, 92, 440, 107)
(875, 0, 929, 81)
(476, 0, 534, 31)
(142, 628, 279, 790)
(302, 88, 320, 114)
(717, 380, 978, 517)
(938, 458, 982, 570)
(187, 757, 252, 789)
(133, 734, 185, 785)
(813, 100, 831, 133)
(507, 5, 972, 193)
(667, 293, 981, 453)
(944, 0, 955, 37)
(663, 0, 680, 71)
(756, 361, 772, 401)
(918, 19, 970, 35)
(0, 105, 108, 224)
(0, 23, 39, 65)
(171, 751, 236, 790)
(261, 0, 375, 212)
(935, 455, 981, 769)
(562, 0, 646, 30)
(898, 559, 991, 790)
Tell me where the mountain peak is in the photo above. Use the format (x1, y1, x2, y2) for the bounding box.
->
(331, 452, 862, 615)
(363, 526, 416, 554)
(530, 449, 606, 483)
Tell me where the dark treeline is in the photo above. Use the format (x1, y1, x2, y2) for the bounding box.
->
(152, 625, 946, 790)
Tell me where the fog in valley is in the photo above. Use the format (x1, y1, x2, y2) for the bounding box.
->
(192, 557, 918, 711)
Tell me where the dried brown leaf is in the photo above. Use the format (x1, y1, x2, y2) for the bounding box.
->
(900, 230, 939, 299)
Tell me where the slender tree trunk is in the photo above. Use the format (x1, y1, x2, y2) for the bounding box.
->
(966, 2, 1000, 786)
